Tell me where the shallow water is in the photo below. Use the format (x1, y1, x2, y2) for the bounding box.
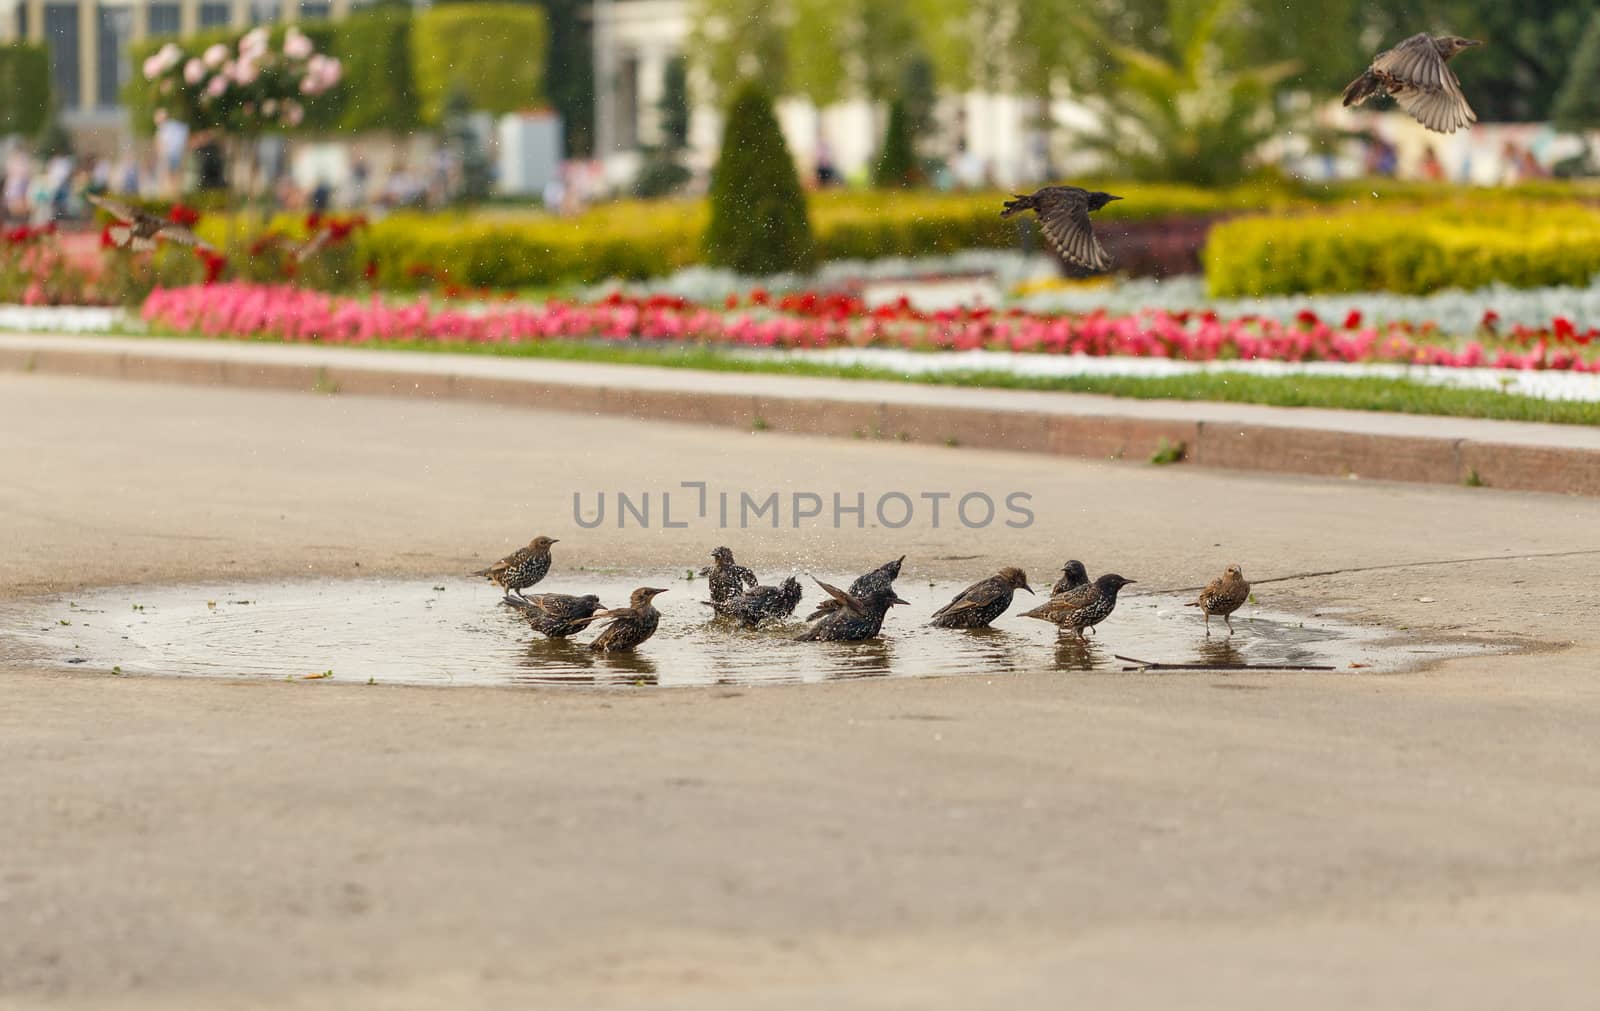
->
(0, 575, 1479, 688)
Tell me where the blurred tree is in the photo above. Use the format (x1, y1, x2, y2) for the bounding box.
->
(1071, 0, 1299, 185)
(634, 57, 693, 198)
(1552, 8, 1600, 170)
(703, 83, 814, 274)
(0, 43, 51, 137)
(442, 82, 493, 203)
(1363, 0, 1591, 122)
(410, 4, 547, 124)
(873, 99, 920, 188)
(689, 0, 791, 103)
(33, 104, 74, 160)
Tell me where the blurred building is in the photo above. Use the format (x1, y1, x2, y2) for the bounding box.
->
(0, 0, 405, 135)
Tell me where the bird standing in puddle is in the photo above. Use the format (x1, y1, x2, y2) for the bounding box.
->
(804, 555, 905, 622)
(504, 593, 605, 639)
(1021, 574, 1136, 641)
(1188, 564, 1251, 636)
(711, 575, 803, 627)
(472, 535, 557, 600)
(929, 567, 1033, 629)
(797, 579, 909, 643)
(702, 546, 759, 605)
(583, 587, 668, 653)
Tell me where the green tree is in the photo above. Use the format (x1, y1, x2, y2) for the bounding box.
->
(442, 83, 493, 203)
(0, 43, 51, 137)
(703, 83, 814, 274)
(410, 3, 547, 123)
(333, 6, 421, 134)
(633, 57, 692, 198)
(689, 0, 791, 102)
(873, 99, 919, 188)
(1553, 9, 1600, 136)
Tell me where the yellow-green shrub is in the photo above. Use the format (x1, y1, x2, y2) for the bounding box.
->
(1206, 201, 1600, 296)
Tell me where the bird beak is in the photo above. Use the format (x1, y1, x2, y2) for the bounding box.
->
(891, 595, 910, 607)
(1125, 580, 1138, 585)
(1021, 583, 1035, 594)
(1108, 195, 1124, 201)
(550, 539, 560, 544)
(1465, 38, 1483, 46)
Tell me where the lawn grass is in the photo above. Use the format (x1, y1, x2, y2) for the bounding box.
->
(261, 336, 1600, 427)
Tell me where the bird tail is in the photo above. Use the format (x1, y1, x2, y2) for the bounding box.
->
(1184, 600, 1200, 608)
(1342, 70, 1380, 107)
(502, 594, 533, 610)
(471, 568, 493, 577)
(999, 194, 1035, 219)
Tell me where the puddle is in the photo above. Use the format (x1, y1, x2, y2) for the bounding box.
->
(0, 575, 1491, 688)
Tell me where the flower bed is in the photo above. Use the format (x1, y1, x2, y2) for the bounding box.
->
(140, 282, 1600, 373)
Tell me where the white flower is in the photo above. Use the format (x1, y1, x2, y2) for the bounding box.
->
(156, 43, 182, 73)
(206, 74, 228, 98)
(283, 28, 313, 60)
(239, 27, 270, 58)
(320, 57, 342, 89)
(233, 56, 259, 85)
(184, 59, 206, 85)
(142, 53, 165, 81)
(203, 43, 229, 69)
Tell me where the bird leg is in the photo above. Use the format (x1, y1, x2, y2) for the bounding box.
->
(1203, 612, 1211, 637)
(1225, 614, 1234, 635)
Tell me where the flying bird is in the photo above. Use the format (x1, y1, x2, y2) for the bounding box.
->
(1342, 33, 1482, 134)
(803, 555, 905, 622)
(796, 578, 908, 643)
(929, 567, 1033, 630)
(1000, 186, 1121, 272)
(1020, 573, 1136, 641)
(472, 535, 558, 599)
(710, 575, 804, 627)
(86, 193, 216, 253)
(503, 592, 605, 639)
(1187, 563, 1251, 636)
(583, 586, 668, 653)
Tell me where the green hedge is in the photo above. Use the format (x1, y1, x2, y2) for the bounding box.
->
(410, 4, 546, 124)
(1205, 201, 1600, 296)
(0, 42, 50, 136)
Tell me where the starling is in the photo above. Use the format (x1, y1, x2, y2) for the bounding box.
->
(803, 555, 905, 621)
(1000, 186, 1121, 272)
(86, 194, 217, 253)
(584, 586, 668, 653)
(1051, 559, 1090, 596)
(796, 578, 909, 643)
(1342, 34, 1482, 134)
(929, 567, 1034, 629)
(503, 592, 605, 639)
(712, 575, 804, 627)
(472, 535, 557, 599)
(1187, 563, 1251, 636)
(701, 545, 759, 605)
(1020, 573, 1136, 640)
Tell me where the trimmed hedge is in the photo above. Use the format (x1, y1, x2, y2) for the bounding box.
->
(1205, 202, 1600, 296)
(0, 42, 51, 136)
(703, 83, 815, 274)
(410, 4, 546, 124)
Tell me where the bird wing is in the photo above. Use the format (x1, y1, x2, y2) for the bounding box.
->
(523, 593, 585, 619)
(1024, 583, 1097, 620)
(931, 579, 1002, 619)
(735, 564, 759, 589)
(159, 224, 217, 253)
(1032, 188, 1111, 272)
(85, 193, 137, 223)
(1188, 576, 1224, 608)
(1375, 34, 1475, 133)
(812, 578, 865, 617)
(295, 227, 334, 263)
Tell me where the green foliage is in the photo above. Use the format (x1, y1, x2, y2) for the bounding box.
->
(1553, 8, 1600, 134)
(659, 56, 691, 150)
(0, 43, 50, 136)
(1205, 201, 1600, 296)
(332, 7, 421, 133)
(703, 84, 815, 274)
(410, 3, 547, 124)
(1072, 0, 1300, 185)
(689, 0, 790, 102)
(442, 84, 492, 203)
(33, 107, 73, 159)
(872, 101, 919, 189)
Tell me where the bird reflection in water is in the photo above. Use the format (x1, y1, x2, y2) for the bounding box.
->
(510, 637, 659, 686)
(1194, 637, 1246, 669)
(1053, 636, 1107, 672)
(950, 626, 1031, 676)
(823, 639, 895, 680)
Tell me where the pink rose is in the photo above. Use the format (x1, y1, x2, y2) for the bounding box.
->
(206, 75, 228, 98)
(142, 53, 165, 81)
(184, 59, 205, 85)
(283, 100, 304, 127)
(233, 56, 259, 85)
(284, 28, 313, 60)
(203, 43, 229, 69)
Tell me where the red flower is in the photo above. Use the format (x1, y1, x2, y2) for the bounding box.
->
(1553, 316, 1576, 341)
(750, 286, 769, 306)
(1295, 309, 1320, 327)
(404, 263, 436, 280)
(363, 259, 378, 281)
(305, 212, 324, 231)
(724, 293, 739, 310)
(1342, 310, 1362, 330)
(98, 225, 117, 249)
(168, 204, 201, 228)
(196, 248, 227, 285)
(1480, 309, 1500, 331)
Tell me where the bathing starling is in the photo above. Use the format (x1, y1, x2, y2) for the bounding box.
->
(86, 194, 218, 253)
(503, 592, 605, 639)
(584, 587, 668, 653)
(712, 576, 804, 627)
(701, 546, 759, 605)
(796, 578, 909, 643)
(1020, 573, 1136, 641)
(1187, 563, 1251, 636)
(1342, 34, 1482, 134)
(1000, 186, 1121, 272)
(803, 555, 905, 621)
(1051, 560, 1090, 596)
(929, 567, 1034, 629)
(472, 535, 557, 599)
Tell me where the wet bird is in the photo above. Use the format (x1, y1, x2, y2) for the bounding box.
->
(472, 535, 557, 599)
(796, 578, 909, 643)
(86, 193, 217, 253)
(1187, 563, 1251, 636)
(1000, 186, 1121, 272)
(1051, 560, 1090, 596)
(1342, 34, 1482, 134)
(929, 567, 1034, 629)
(712, 575, 804, 627)
(503, 592, 605, 639)
(803, 555, 905, 621)
(1020, 573, 1136, 640)
(584, 587, 668, 653)
(701, 546, 759, 605)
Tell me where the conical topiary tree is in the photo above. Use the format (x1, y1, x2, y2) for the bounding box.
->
(873, 99, 919, 189)
(703, 82, 814, 275)
(1553, 9, 1600, 169)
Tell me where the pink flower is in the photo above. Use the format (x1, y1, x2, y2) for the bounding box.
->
(206, 74, 228, 98)
(232, 56, 259, 85)
(203, 43, 229, 69)
(239, 27, 269, 59)
(184, 58, 206, 85)
(282, 100, 304, 127)
(284, 28, 313, 60)
(142, 53, 166, 81)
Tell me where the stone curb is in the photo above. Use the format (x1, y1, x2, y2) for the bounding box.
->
(4, 341, 1598, 497)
